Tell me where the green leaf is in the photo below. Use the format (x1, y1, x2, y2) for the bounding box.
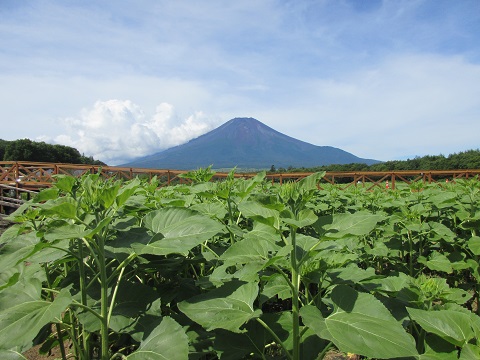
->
(429, 222, 456, 242)
(460, 343, 480, 360)
(115, 178, 141, 208)
(190, 202, 228, 219)
(43, 223, 88, 241)
(301, 285, 418, 358)
(419, 251, 453, 273)
(108, 281, 163, 342)
(135, 208, 224, 256)
(238, 201, 280, 228)
(100, 182, 120, 209)
(0, 231, 39, 269)
(178, 281, 262, 333)
(296, 172, 325, 193)
(323, 212, 385, 238)
(53, 175, 77, 193)
(281, 209, 318, 229)
(407, 308, 475, 347)
(220, 236, 279, 266)
(32, 188, 59, 203)
(214, 321, 268, 360)
(467, 236, 480, 256)
(0, 288, 71, 351)
(127, 317, 188, 360)
(39, 197, 78, 219)
(259, 273, 292, 303)
(0, 350, 28, 360)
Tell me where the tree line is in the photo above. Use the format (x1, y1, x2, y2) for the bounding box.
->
(270, 149, 480, 173)
(0, 139, 105, 165)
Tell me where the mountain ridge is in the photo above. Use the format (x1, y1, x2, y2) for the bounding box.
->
(123, 117, 379, 169)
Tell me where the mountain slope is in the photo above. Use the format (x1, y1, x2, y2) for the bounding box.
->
(123, 117, 378, 169)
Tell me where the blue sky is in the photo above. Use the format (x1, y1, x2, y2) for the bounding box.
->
(1, 0, 479, 165)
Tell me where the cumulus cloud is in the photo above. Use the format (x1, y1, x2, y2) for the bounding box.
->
(55, 100, 215, 165)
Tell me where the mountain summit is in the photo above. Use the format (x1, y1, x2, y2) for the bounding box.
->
(123, 117, 378, 169)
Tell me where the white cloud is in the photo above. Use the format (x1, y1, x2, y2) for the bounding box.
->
(260, 54, 480, 161)
(54, 100, 216, 165)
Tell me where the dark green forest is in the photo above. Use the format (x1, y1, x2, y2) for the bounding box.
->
(0, 139, 105, 165)
(271, 149, 480, 173)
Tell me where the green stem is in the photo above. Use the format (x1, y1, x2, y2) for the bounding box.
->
(95, 227, 110, 360)
(408, 231, 414, 277)
(317, 341, 333, 359)
(290, 228, 300, 360)
(43, 264, 68, 360)
(256, 318, 293, 360)
(108, 266, 125, 324)
(77, 239, 90, 358)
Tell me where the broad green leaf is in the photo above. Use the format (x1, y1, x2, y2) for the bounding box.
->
(301, 286, 418, 358)
(407, 308, 475, 347)
(32, 188, 59, 202)
(0, 288, 71, 351)
(43, 223, 88, 241)
(135, 208, 224, 256)
(99, 182, 120, 209)
(467, 236, 480, 255)
(419, 251, 453, 273)
(259, 273, 292, 303)
(53, 175, 77, 193)
(460, 343, 480, 360)
(233, 261, 265, 282)
(327, 264, 378, 285)
(178, 281, 262, 333)
(282, 208, 318, 229)
(322, 212, 385, 238)
(420, 333, 458, 360)
(297, 172, 325, 192)
(238, 201, 280, 228)
(25, 239, 71, 264)
(0, 350, 28, 360)
(190, 202, 228, 219)
(108, 281, 162, 341)
(243, 222, 279, 243)
(115, 178, 141, 208)
(213, 320, 268, 360)
(39, 197, 77, 219)
(105, 227, 151, 256)
(429, 222, 455, 242)
(0, 271, 43, 308)
(0, 231, 39, 269)
(363, 272, 411, 294)
(220, 236, 279, 266)
(127, 317, 188, 360)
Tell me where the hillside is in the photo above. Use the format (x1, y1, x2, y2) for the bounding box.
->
(123, 117, 378, 169)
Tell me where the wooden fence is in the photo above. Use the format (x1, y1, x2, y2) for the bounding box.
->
(1, 161, 480, 193)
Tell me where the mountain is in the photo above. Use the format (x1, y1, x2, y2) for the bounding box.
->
(123, 117, 379, 170)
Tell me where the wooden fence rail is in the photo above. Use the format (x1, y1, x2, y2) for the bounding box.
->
(1, 161, 480, 193)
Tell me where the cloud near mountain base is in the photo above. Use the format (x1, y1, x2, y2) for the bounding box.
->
(54, 100, 215, 165)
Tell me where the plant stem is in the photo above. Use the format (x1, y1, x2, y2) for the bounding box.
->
(97, 232, 110, 360)
(256, 318, 293, 360)
(43, 264, 68, 360)
(290, 228, 300, 360)
(77, 238, 91, 358)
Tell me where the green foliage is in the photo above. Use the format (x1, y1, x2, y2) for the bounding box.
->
(1, 172, 480, 359)
(0, 138, 105, 164)
(276, 148, 480, 172)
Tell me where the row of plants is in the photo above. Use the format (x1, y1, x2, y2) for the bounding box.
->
(0, 170, 480, 359)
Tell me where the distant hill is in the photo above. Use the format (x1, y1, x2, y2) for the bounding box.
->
(0, 138, 105, 165)
(123, 117, 379, 170)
